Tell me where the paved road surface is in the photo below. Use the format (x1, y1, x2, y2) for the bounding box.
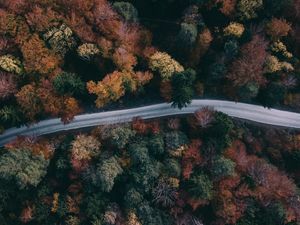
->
(1, 100, 300, 146)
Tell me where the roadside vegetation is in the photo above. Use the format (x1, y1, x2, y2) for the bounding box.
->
(0, 110, 299, 225)
(1, 0, 300, 133)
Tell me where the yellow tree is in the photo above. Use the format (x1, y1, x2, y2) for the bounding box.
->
(87, 71, 125, 108)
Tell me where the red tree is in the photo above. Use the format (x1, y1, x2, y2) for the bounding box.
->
(182, 140, 202, 180)
(0, 72, 16, 99)
(194, 107, 215, 128)
(227, 35, 268, 87)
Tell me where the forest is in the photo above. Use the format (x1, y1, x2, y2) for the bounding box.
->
(1, 0, 300, 224)
(0, 0, 300, 132)
(0, 111, 300, 225)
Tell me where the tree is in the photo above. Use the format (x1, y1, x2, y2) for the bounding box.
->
(182, 140, 202, 179)
(160, 80, 173, 102)
(112, 47, 137, 71)
(265, 18, 291, 40)
(224, 40, 239, 59)
(187, 173, 213, 200)
(152, 179, 178, 207)
(43, 24, 77, 56)
(237, 82, 259, 101)
(25, 6, 62, 32)
(113, 2, 139, 23)
(0, 148, 49, 189)
(15, 84, 43, 121)
(0, 106, 22, 127)
(163, 158, 181, 178)
(216, 0, 237, 16)
(131, 160, 161, 193)
(97, 157, 123, 192)
(136, 201, 172, 225)
(110, 126, 136, 149)
(61, 97, 82, 123)
(148, 134, 165, 156)
(129, 143, 150, 165)
(149, 52, 184, 80)
(20, 205, 34, 223)
(211, 156, 236, 179)
(194, 107, 215, 128)
(124, 188, 144, 209)
(126, 211, 142, 225)
(215, 176, 248, 224)
(87, 71, 125, 108)
(52, 72, 85, 96)
(171, 69, 196, 109)
(206, 112, 234, 152)
(20, 34, 61, 75)
(189, 28, 213, 66)
(227, 35, 268, 87)
(0, 72, 16, 99)
(207, 62, 227, 85)
(0, 55, 23, 74)
(224, 22, 245, 38)
(236, 0, 263, 20)
(177, 23, 198, 48)
(77, 43, 101, 60)
(71, 134, 101, 161)
(164, 131, 188, 152)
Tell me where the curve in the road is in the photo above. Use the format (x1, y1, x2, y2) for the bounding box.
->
(1, 100, 300, 146)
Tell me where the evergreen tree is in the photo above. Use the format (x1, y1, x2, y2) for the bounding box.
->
(97, 157, 123, 192)
(171, 69, 196, 109)
(0, 148, 49, 189)
(211, 156, 236, 179)
(52, 72, 85, 96)
(187, 173, 213, 200)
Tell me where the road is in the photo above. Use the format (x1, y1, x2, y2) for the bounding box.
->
(1, 100, 300, 146)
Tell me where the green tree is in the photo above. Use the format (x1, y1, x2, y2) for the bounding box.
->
(97, 157, 123, 192)
(84, 192, 109, 221)
(147, 134, 165, 157)
(0, 149, 49, 189)
(171, 69, 196, 109)
(238, 82, 259, 102)
(206, 112, 234, 153)
(0, 105, 22, 127)
(163, 158, 181, 178)
(110, 126, 136, 149)
(129, 143, 150, 165)
(164, 131, 188, 151)
(187, 173, 213, 200)
(131, 160, 161, 193)
(124, 188, 144, 209)
(237, 0, 263, 20)
(137, 201, 173, 225)
(211, 156, 236, 179)
(207, 62, 227, 85)
(113, 2, 139, 23)
(177, 23, 198, 48)
(224, 40, 239, 59)
(52, 72, 85, 96)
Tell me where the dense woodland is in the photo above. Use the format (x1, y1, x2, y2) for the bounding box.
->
(0, 110, 300, 225)
(1, 0, 300, 224)
(0, 0, 300, 132)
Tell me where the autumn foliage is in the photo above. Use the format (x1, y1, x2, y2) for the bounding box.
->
(227, 35, 268, 87)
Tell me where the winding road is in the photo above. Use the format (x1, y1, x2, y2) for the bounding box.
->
(1, 100, 300, 146)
